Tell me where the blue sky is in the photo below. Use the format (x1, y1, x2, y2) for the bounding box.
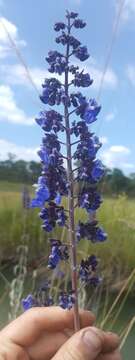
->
(0, 0, 135, 174)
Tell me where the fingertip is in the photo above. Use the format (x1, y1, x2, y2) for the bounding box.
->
(102, 331, 120, 353)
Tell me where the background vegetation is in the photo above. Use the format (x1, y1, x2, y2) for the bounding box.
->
(1, 154, 135, 196)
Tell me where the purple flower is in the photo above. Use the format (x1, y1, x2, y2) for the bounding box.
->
(59, 292, 75, 309)
(54, 22, 66, 31)
(39, 203, 67, 231)
(31, 183, 50, 208)
(72, 72, 93, 87)
(40, 78, 62, 106)
(91, 160, 105, 182)
(73, 19, 86, 28)
(36, 110, 63, 133)
(48, 247, 61, 269)
(83, 99, 101, 124)
(22, 295, 38, 311)
(67, 11, 78, 19)
(96, 227, 107, 242)
(76, 221, 107, 243)
(78, 189, 102, 212)
(48, 239, 69, 269)
(74, 46, 89, 61)
(28, 10, 107, 313)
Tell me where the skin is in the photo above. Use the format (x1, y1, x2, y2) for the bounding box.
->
(0, 307, 122, 360)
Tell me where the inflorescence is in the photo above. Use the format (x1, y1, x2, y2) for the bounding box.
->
(22, 10, 107, 313)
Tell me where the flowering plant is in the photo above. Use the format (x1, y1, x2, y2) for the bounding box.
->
(22, 10, 107, 331)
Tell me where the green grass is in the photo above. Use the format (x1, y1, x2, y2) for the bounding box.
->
(0, 181, 32, 193)
(0, 182, 135, 284)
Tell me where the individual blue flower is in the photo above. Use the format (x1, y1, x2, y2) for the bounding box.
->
(66, 11, 78, 19)
(48, 247, 61, 269)
(73, 19, 86, 28)
(31, 184, 50, 208)
(54, 22, 66, 31)
(95, 227, 107, 242)
(91, 160, 105, 182)
(40, 78, 62, 106)
(48, 239, 69, 269)
(22, 295, 38, 311)
(78, 190, 102, 212)
(56, 208, 67, 226)
(59, 292, 75, 309)
(74, 46, 89, 61)
(38, 147, 49, 165)
(72, 72, 93, 87)
(36, 110, 63, 133)
(76, 221, 107, 243)
(83, 99, 101, 124)
(42, 220, 53, 232)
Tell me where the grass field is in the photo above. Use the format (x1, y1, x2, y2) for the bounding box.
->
(0, 181, 135, 284)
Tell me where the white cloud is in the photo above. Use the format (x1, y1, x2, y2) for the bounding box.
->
(0, 17, 26, 58)
(91, 66, 118, 90)
(0, 85, 34, 125)
(109, 145, 130, 154)
(100, 145, 131, 169)
(105, 111, 115, 122)
(1, 61, 118, 94)
(126, 64, 135, 86)
(0, 139, 38, 161)
(0, 64, 46, 89)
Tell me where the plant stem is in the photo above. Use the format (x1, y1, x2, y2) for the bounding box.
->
(64, 12, 80, 332)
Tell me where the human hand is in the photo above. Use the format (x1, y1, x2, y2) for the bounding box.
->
(52, 325, 122, 360)
(0, 306, 95, 359)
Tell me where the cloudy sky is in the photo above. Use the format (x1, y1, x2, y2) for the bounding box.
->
(0, 0, 135, 173)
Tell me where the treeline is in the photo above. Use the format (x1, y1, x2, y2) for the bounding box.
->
(102, 168, 135, 197)
(0, 155, 135, 196)
(0, 155, 41, 184)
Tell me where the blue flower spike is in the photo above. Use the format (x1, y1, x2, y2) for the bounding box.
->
(24, 10, 107, 331)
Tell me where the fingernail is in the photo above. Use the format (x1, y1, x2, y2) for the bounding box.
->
(82, 329, 101, 350)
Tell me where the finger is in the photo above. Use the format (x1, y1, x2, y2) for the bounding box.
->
(27, 330, 71, 360)
(91, 329, 120, 353)
(52, 327, 120, 360)
(0, 307, 95, 347)
(0, 340, 29, 360)
(97, 350, 122, 360)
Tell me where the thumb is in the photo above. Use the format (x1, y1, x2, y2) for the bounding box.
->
(52, 326, 105, 360)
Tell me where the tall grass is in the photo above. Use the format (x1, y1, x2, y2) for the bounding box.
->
(0, 184, 135, 284)
(0, 184, 135, 358)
